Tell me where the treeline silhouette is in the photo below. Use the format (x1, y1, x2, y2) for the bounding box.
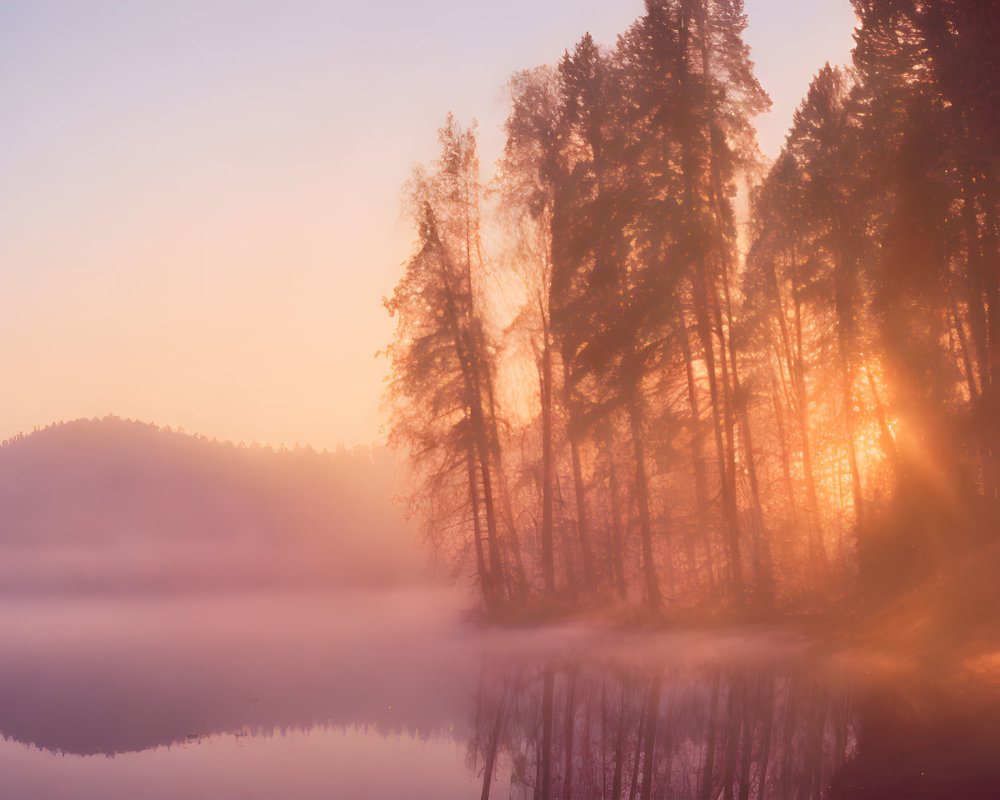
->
(0, 416, 422, 593)
(385, 0, 1000, 613)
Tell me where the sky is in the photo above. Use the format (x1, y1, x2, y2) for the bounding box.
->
(0, 0, 858, 450)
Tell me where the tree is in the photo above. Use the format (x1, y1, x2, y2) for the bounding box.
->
(386, 116, 516, 607)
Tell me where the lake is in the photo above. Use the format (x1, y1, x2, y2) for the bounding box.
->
(1, 587, 998, 799)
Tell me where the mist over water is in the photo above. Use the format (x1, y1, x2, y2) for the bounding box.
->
(0, 418, 998, 797)
(0, 585, 822, 799)
(0, 588, 473, 756)
(0, 589, 478, 799)
(1, 0, 998, 794)
(2, 581, 997, 799)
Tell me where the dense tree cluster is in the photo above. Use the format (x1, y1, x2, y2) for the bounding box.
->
(385, 0, 1000, 613)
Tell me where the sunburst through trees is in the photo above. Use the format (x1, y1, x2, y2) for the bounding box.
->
(386, 0, 1000, 615)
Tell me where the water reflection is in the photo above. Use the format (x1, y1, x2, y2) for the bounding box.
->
(0, 590, 998, 798)
(828, 678, 1000, 800)
(469, 652, 854, 800)
(0, 589, 477, 756)
(0, 728, 479, 800)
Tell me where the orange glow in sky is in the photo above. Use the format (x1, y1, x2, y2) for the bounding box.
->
(0, 1, 855, 449)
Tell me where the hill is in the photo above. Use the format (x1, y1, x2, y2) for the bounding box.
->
(0, 417, 425, 593)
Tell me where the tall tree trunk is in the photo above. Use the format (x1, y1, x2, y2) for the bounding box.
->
(842, 353, 865, 527)
(628, 390, 662, 609)
(429, 219, 512, 605)
(468, 439, 492, 606)
(771, 361, 799, 535)
(459, 184, 519, 602)
(695, 276, 744, 599)
(472, 401, 507, 602)
(607, 424, 629, 598)
(680, 311, 717, 595)
(833, 233, 866, 528)
(679, 2, 743, 602)
(719, 273, 775, 603)
(563, 358, 596, 591)
(482, 362, 529, 600)
(789, 251, 828, 580)
(540, 314, 556, 596)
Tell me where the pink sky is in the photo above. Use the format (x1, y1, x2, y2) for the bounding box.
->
(0, 0, 856, 450)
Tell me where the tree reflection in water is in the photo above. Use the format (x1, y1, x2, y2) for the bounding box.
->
(468, 654, 854, 800)
(468, 652, 1000, 800)
(1, 591, 998, 799)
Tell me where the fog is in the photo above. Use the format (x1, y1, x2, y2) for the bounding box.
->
(6, 582, 997, 799)
(0, 583, 849, 799)
(0, 419, 998, 797)
(0, 589, 473, 756)
(0, 418, 426, 593)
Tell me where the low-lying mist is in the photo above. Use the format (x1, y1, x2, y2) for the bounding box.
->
(0, 417, 427, 594)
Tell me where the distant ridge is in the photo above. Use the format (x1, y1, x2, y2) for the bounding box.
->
(0, 416, 424, 593)
(1, 415, 366, 454)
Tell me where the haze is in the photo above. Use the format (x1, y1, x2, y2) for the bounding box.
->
(1, 2, 999, 797)
(0, 0, 854, 450)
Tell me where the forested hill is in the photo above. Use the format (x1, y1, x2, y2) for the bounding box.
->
(0, 417, 424, 594)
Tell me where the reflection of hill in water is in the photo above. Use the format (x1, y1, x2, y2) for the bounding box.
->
(0, 590, 476, 755)
(2, 596, 999, 799)
(0, 417, 423, 593)
(0, 595, 822, 764)
(0, 419, 998, 796)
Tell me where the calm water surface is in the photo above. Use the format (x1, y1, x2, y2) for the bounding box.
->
(1, 588, 997, 799)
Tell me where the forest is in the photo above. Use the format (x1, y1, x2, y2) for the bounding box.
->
(0, 417, 421, 594)
(384, 0, 1000, 617)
